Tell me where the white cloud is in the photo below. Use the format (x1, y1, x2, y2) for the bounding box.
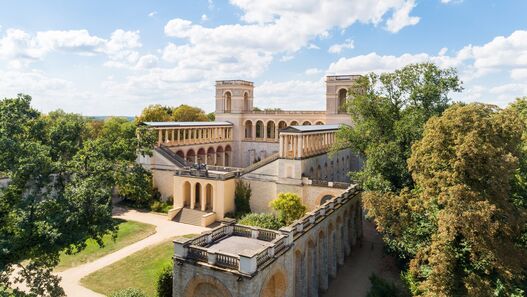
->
(385, 0, 420, 33)
(201, 14, 209, 22)
(307, 43, 320, 50)
(148, 11, 157, 17)
(328, 38, 354, 54)
(256, 79, 325, 110)
(511, 68, 527, 80)
(305, 68, 322, 75)
(0, 28, 142, 68)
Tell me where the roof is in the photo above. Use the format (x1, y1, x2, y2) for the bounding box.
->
(280, 124, 343, 133)
(141, 121, 233, 127)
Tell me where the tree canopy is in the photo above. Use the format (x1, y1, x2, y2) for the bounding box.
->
(364, 103, 527, 296)
(269, 192, 306, 225)
(135, 104, 209, 123)
(336, 63, 462, 192)
(0, 95, 156, 296)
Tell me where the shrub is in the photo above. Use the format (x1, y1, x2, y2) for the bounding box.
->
(156, 265, 173, 297)
(110, 288, 147, 297)
(238, 213, 283, 230)
(234, 180, 251, 216)
(269, 192, 306, 225)
(366, 274, 403, 297)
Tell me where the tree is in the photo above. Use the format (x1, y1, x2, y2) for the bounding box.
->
(0, 95, 156, 296)
(135, 104, 172, 123)
(172, 104, 208, 122)
(269, 193, 306, 225)
(156, 265, 173, 297)
(364, 103, 527, 296)
(234, 180, 251, 217)
(336, 63, 462, 192)
(116, 164, 153, 206)
(238, 213, 283, 230)
(207, 112, 215, 121)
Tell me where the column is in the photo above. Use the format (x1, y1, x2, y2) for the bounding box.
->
(158, 129, 162, 145)
(297, 135, 303, 158)
(201, 184, 206, 211)
(263, 123, 267, 141)
(275, 126, 279, 142)
(190, 183, 195, 209)
(279, 135, 284, 157)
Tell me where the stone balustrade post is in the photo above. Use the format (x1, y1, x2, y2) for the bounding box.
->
(279, 227, 295, 246)
(251, 227, 259, 239)
(207, 250, 217, 265)
(173, 237, 192, 258)
(308, 214, 316, 224)
(239, 251, 258, 274)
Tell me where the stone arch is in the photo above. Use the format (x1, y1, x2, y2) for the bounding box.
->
(225, 145, 232, 166)
(205, 183, 213, 211)
(337, 216, 345, 265)
(195, 182, 202, 209)
(309, 166, 314, 178)
(290, 120, 299, 126)
(315, 121, 324, 125)
(197, 148, 206, 164)
(183, 181, 191, 207)
(338, 88, 347, 112)
(244, 92, 249, 111)
(302, 120, 312, 125)
(186, 149, 196, 163)
(266, 120, 276, 139)
(318, 229, 329, 291)
(244, 120, 253, 139)
(176, 150, 185, 159)
(315, 164, 321, 179)
(306, 239, 317, 296)
(316, 193, 335, 206)
(184, 275, 232, 297)
(328, 222, 337, 277)
(224, 91, 232, 113)
(259, 265, 287, 297)
(294, 249, 305, 297)
(216, 146, 224, 166)
(206, 147, 215, 165)
(255, 120, 264, 139)
(278, 120, 287, 130)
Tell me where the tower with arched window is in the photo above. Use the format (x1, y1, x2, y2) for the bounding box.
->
(215, 80, 254, 114)
(325, 75, 360, 114)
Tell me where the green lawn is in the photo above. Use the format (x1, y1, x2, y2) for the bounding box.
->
(55, 219, 156, 272)
(81, 234, 197, 297)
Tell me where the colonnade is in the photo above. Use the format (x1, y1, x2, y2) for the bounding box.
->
(156, 126, 233, 146)
(244, 120, 325, 142)
(279, 131, 337, 159)
(182, 181, 214, 212)
(176, 145, 232, 166)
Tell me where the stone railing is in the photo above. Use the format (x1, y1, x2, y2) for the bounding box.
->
(248, 110, 326, 115)
(174, 168, 240, 180)
(241, 153, 279, 175)
(309, 179, 350, 189)
(174, 219, 290, 275)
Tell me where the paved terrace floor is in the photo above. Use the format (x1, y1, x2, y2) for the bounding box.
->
(58, 207, 207, 297)
(208, 236, 272, 254)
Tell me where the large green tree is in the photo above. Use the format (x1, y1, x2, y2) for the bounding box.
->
(336, 63, 462, 192)
(364, 103, 527, 296)
(135, 104, 209, 123)
(0, 95, 155, 296)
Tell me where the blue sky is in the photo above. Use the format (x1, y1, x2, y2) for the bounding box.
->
(0, 0, 526, 115)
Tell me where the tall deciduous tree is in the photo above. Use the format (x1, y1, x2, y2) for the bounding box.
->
(336, 63, 462, 192)
(364, 103, 527, 296)
(0, 95, 156, 296)
(135, 104, 172, 123)
(172, 104, 208, 122)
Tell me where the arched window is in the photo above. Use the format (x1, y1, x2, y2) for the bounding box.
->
(255, 121, 264, 138)
(290, 121, 299, 126)
(244, 92, 249, 111)
(224, 91, 232, 113)
(266, 121, 276, 139)
(302, 121, 311, 125)
(315, 121, 324, 125)
(338, 88, 347, 112)
(244, 120, 253, 139)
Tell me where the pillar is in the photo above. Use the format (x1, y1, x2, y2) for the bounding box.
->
(158, 129, 162, 145)
(190, 182, 195, 209)
(252, 124, 256, 140)
(201, 184, 206, 211)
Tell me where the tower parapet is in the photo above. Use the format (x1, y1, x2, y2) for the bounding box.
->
(215, 80, 254, 114)
(325, 75, 361, 114)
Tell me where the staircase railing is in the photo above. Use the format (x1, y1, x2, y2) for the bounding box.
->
(156, 145, 189, 168)
(241, 153, 279, 174)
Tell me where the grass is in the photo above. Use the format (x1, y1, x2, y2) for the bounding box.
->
(81, 234, 198, 297)
(55, 219, 156, 272)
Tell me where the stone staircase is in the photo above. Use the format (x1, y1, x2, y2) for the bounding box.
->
(173, 207, 208, 226)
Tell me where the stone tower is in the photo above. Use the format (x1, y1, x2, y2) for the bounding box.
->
(325, 75, 360, 114)
(215, 80, 254, 114)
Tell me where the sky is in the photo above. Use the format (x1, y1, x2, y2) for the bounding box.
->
(0, 0, 526, 116)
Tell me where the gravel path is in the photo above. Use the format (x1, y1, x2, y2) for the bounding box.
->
(323, 219, 402, 297)
(58, 207, 207, 297)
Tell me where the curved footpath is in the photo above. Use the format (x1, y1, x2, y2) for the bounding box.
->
(58, 207, 207, 297)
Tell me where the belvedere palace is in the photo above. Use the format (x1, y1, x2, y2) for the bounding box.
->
(138, 75, 364, 297)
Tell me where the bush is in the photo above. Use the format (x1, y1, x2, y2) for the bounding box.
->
(238, 213, 283, 230)
(110, 288, 147, 297)
(156, 265, 173, 297)
(366, 274, 403, 297)
(269, 192, 306, 225)
(234, 180, 251, 216)
(150, 200, 171, 213)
